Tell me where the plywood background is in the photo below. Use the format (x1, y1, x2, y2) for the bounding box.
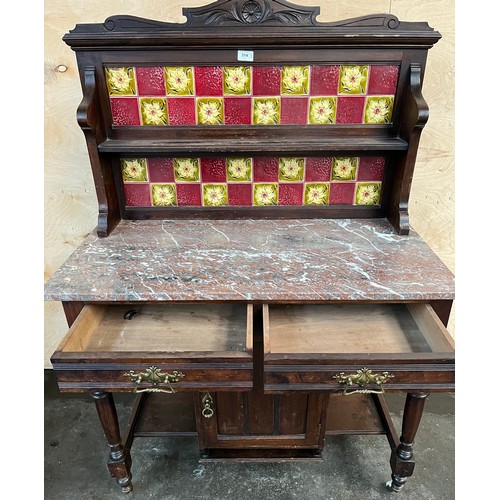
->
(44, 0, 455, 368)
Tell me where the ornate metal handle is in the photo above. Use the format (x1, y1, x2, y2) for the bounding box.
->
(201, 393, 214, 418)
(124, 366, 185, 394)
(332, 367, 395, 395)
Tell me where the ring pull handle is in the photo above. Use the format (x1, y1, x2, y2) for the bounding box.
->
(201, 393, 214, 418)
(332, 367, 395, 396)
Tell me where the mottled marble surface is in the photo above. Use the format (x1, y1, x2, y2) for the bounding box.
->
(44, 219, 454, 302)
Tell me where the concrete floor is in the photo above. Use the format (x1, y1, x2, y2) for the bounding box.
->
(44, 370, 454, 500)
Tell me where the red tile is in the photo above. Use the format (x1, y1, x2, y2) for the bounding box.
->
(368, 65, 399, 95)
(336, 97, 365, 124)
(123, 184, 151, 206)
(135, 67, 166, 96)
(329, 182, 355, 205)
(194, 66, 223, 96)
(200, 158, 227, 182)
(253, 157, 279, 182)
(253, 66, 282, 96)
(224, 98, 252, 125)
(109, 97, 141, 126)
(357, 156, 386, 181)
(305, 157, 333, 182)
(167, 98, 197, 126)
(280, 97, 309, 125)
(228, 183, 253, 206)
(176, 183, 202, 206)
(147, 158, 174, 182)
(279, 184, 304, 205)
(310, 65, 340, 96)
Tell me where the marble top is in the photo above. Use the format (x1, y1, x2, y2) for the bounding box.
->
(44, 219, 455, 303)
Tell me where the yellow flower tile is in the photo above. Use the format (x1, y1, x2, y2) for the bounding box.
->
(151, 184, 177, 206)
(203, 184, 228, 206)
(105, 67, 136, 96)
(278, 158, 304, 182)
(308, 97, 337, 125)
(304, 183, 330, 205)
(226, 158, 252, 182)
(355, 182, 382, 205)
(165, 67, 194, 95)
(140, 98, 168, 126)
(121, 158, 148, 182)
(253, 98, 280, 125)
(364, 97, 394, 124)
(331, 157, 358, 181)
(253, 183, 278, 206)
(281, 66, 309, 95)
(338, 65, 368, 95)
(197, 98, 224, 125)
(223, 67, 251, 95)
(174, 158, 200, 182)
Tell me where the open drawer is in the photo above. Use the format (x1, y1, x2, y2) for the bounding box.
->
(51, 303, 253, 392)
(263, 303, 454, 393)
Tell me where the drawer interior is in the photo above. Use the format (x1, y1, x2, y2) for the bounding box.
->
(60, 303, 253, 356)
(263, 303, 454, 355)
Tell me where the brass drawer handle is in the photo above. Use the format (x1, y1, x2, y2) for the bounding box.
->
(201, 393, 214, 418)
(124, 366, 185, 394)
(332, 367, 395, 395)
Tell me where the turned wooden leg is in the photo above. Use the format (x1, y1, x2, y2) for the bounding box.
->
(91, 391, 133, 493)
(387, 392, 429, 492)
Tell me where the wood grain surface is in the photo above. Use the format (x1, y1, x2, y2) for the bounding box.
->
(44, 0, 455, 367)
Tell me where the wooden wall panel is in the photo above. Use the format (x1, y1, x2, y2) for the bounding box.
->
(44, 0, 454, 367)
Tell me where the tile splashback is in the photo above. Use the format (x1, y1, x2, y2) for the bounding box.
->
(121, 156, 385, 207)
(106, 65, 399, 126)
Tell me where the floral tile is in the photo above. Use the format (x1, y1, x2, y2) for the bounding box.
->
(140, 98, 168, 125)
(253, 183, 278, 206)
(227, 183, 253, 205)
(174, 158, 200, 182)
(253, 98, 280, 125)
(135, 67, 166, 96)
(335, 96, 366, 124)
(176, 184, 202, 206)
(281, 66, 309, 95)
(357, 157, 386, 181)
(224, 98, 252, 125)
(252, 66, 281, 95)
(339, 65, 368, 95)
(364, 97, 394, 124)
(223, 67, 251, 95)
(329, 183, 356, 205)
(165, 67, 194, 96)
(368, 65, 399, 95)
(280, 97, 309, 125)
(105, 67, 136, 96)
(151, 184, 177, 206)
(355, 182, 382, 205)
(227, 158, 252, 182)
(197, 98, 224, 125)
(332, 157, 358, 181)
(147, 158, 175, 183)
(305, 157, 333, 182)
(279, 158, 304, 182)
(253, 157, 279, 182)
(279, 184, 304, 205)
(167, 98, 196, 126)
(304, 183, 330, 205)
(200, 158, 227, 183)
(310, 65, 340, 95)
(110, 98, 141, 126)
(121, 158, 148, 182)
(124, 184, 151, 206)
(203, 184, 228, 206)
(194, 66, 223, 96)
(309, 97, 337, 124)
